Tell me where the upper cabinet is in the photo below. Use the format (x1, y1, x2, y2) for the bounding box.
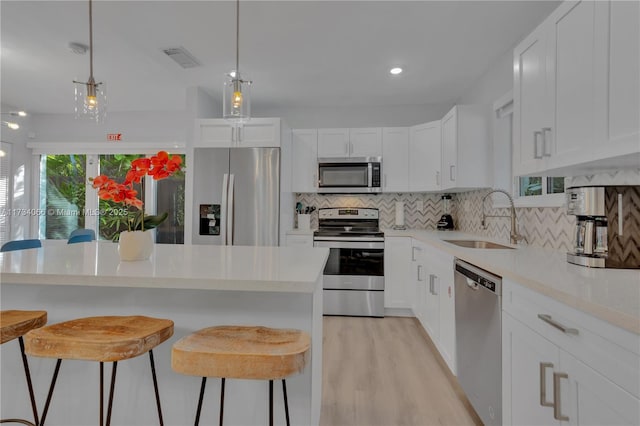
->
(291, 129, 318, 193)
(409, 121, 441, 192)
(441, 105, 490, 191)
(381, 127, 409, 192)
(194, 118, 282, 148)
(513, 0, 640, 176)
(318, 128, 382, 158)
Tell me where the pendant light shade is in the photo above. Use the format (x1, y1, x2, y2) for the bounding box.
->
(73, 0, 106, 123)
(223, 0, 251, 124)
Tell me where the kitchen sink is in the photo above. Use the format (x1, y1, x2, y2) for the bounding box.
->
(443, 240, 515, 249)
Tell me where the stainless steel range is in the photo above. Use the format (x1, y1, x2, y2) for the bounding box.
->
(313, 208, 384, 317)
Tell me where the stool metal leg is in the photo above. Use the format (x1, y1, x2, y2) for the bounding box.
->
(282, 380, 290, 426)
(194, 377, 207, 426)
(39, 359, 62, 426)
(19, 337, 39, 426)
(269, 380, 274, 426)
(100, 362, 104, 426)
(219, 378, 225, 426)
(148, 350, 164, 426)
(105, 362, 118, 426)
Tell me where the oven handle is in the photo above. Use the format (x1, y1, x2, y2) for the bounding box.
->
(313, 240, 385, 249)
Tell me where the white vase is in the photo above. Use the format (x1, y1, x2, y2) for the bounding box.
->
(118, 230, 153, 261)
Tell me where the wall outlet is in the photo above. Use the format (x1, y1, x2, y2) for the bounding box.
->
(416, 200, 424, 213)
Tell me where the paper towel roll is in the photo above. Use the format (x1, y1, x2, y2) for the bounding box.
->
(395, 202, 405, 226)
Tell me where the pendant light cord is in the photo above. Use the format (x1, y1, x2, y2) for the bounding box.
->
(235, 0, 239, 77)
(89, 0, 94, 80)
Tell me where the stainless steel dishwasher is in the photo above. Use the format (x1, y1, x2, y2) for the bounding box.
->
(454, 259, 502, 426)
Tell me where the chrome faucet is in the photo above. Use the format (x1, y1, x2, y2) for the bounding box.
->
(481, 189, 527, 245)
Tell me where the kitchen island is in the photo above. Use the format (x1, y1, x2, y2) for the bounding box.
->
(0, 240, 329, 426)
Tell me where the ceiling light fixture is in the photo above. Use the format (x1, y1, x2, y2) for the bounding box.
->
(2, 111, 27, 117)
(73, 0, 106, 123)
(223, 0, 251, 125)
(2, 121, 20, 130)
(390, 67, 403, 75)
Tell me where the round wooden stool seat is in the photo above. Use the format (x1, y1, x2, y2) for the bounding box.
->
(1, 310, 47, 344)
(172, 326, 310, 380)
(24, 315, 174, 362)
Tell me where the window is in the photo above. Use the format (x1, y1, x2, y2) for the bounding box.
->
(36, 150, 185, 243)
(0, 142, 12, 245)
(518, 177, 565, 196)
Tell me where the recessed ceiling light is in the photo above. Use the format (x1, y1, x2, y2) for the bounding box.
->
(390, 67, 403, 75)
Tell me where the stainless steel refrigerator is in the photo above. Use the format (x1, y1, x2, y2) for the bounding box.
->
(192, 148, 280, 246)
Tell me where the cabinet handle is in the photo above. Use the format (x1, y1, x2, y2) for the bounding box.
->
(449, 165, 456, 181)
(412, 246, 420, 261)
(534, 131, 543, 159)
(553, 372, 569, 421)
(537, 314, 579, 335)
(435, 171, 440, 186)
(238, 126, 242, 143)
(539, 362, 554, 407)
(542, 127, 552, 157)
(417, 265, 423, 281)
(428, 274, 434, 293)
(432, 275, 439, 295)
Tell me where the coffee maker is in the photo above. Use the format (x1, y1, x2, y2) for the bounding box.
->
(437, 195, 454, 230)
(566, 186, 640, 269)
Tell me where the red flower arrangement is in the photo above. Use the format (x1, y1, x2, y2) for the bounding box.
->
(90, 151, 182, 234)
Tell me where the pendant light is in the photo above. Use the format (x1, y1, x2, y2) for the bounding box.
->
(73, 0, 106, 123)
(223, 0, 251, 124)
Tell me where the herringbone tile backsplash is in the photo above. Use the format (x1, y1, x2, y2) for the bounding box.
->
(296, 170, 639, 251)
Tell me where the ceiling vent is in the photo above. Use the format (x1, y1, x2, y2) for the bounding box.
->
(162, 47, 201, 69)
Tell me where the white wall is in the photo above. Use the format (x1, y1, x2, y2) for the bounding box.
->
(255, 104, 453, 128)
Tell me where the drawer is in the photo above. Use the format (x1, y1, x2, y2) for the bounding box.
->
(503, 278, 640, 398)
(285, 234, 313, 247)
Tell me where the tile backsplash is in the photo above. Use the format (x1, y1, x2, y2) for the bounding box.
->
(296, 170, 639, 252)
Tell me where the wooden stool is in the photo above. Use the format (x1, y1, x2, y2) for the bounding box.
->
(0, 310, 47, 426)
(24, 315, 174, 426)
(172, 326, 310, 426)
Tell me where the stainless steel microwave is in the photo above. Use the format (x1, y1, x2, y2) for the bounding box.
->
(317, 157, 382, 193)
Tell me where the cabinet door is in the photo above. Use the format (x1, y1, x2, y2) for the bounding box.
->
(503, 312, 561, 426)
(513, 24, 549, 176)
(196, 119, 233, 147)
(410, 243, 425, 319)
(422, 270, 440, 342)
(548, 0, 598, 162)
(285, 234, 313, 247)
(436, 254, 455, 374)
(409, 121, 441, 192)
(291, 129, 318, 193)
(349, 128, 382, 157)
(441, 107, 458, 189)
(381, 128, 409, 192)
(383, 237, 411, 309)
(317, 129, 349, 158)
(602, 0, 640, 151)
(561, 351, 640, 426)
(240, 118, 280, 147)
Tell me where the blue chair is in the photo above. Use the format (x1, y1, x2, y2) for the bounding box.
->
(68, 229, 96, 241)
(1, 239, 42, 252)
(67, 234, 94, 244)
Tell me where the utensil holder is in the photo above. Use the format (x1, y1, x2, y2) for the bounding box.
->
(298, 214, 311, 230)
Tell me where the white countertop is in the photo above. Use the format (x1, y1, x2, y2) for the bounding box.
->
(0, 240, 329, 293)
(384, 229, 640, 335)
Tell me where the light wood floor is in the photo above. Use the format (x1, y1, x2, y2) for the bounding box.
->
(320, 316, 482, 426)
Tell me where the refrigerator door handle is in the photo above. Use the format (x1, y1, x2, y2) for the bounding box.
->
(221, 173, 229, 244)
(227, 174, 235, 245)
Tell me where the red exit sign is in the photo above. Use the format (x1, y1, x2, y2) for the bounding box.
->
(107, 133, 122, 141)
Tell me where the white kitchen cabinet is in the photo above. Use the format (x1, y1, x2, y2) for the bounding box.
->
(513, 0, 640, 176)
(194, 118, 282, 148)
(381, 127, 409, 192)
(383, 237, 412, 310)
(317, 128, 382, 158)
(291, 129, 318, 193)
(410, 241, 427, 323)
(441, 105, 490, 190)
(409, 121, 441, 192)
(502, 278, 640, 425)
(513, 20, 552, 176)
(317, 128, 350, 157)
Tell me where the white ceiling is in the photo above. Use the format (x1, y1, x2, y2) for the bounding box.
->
(1, 0, 559, 115)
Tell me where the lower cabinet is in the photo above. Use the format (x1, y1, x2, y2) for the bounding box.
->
(383, 237, 412, 309)
(502, 279, 640, 426)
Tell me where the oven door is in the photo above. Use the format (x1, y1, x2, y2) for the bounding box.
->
(313, 240, 384, 290)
